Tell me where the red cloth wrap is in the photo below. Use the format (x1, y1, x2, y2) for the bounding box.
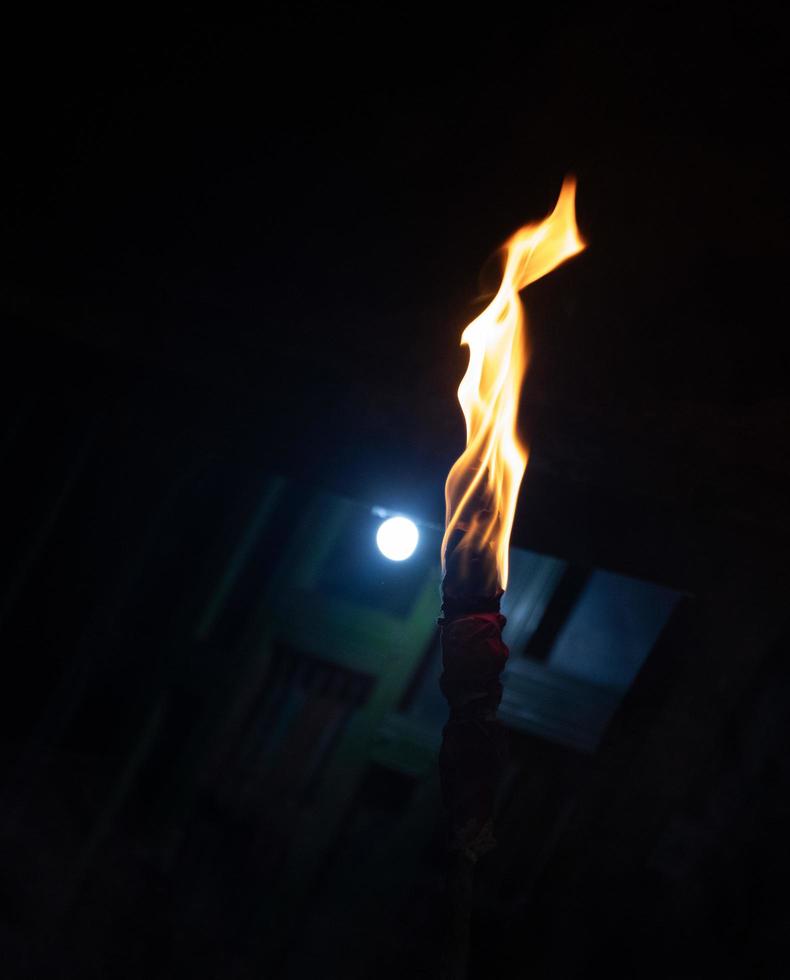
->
(438, 611, 509, 856)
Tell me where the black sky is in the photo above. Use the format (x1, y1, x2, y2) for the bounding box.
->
(2, 3, 787, 521)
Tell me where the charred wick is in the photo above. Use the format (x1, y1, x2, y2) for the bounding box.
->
(441, 524, 501, 616)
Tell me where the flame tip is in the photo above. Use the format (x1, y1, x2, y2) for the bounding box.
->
(443, 178, 585, 591)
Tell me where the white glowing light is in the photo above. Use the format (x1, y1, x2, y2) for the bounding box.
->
(376, 516, 419, 561)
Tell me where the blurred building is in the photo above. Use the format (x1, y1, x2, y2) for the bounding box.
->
(1, 329, 700, 979)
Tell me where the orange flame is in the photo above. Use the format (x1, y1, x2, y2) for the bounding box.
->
(441, 177, 586, 592)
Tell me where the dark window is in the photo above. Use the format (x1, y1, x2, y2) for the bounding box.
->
(225, 644, 374, 808)
(547, 570, 679, 691)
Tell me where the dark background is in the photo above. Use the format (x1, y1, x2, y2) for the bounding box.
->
(2, 3, 789, 978)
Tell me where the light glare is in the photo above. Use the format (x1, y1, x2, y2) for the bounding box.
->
(376, 516, 419, 561)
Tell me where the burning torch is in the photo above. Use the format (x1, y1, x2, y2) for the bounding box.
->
(439, 178, 586, 858)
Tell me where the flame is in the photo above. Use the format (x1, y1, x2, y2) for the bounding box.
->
(441, 177, 586, 592)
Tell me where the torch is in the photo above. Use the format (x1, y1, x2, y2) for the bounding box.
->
(438, 178, 585, 972)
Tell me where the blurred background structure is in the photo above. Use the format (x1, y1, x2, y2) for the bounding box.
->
(2, 327, 788, 978)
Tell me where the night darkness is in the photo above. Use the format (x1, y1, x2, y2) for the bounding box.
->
(2, 5, 789, 979)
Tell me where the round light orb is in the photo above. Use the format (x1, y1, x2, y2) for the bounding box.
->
(376, 516, 419, 561)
